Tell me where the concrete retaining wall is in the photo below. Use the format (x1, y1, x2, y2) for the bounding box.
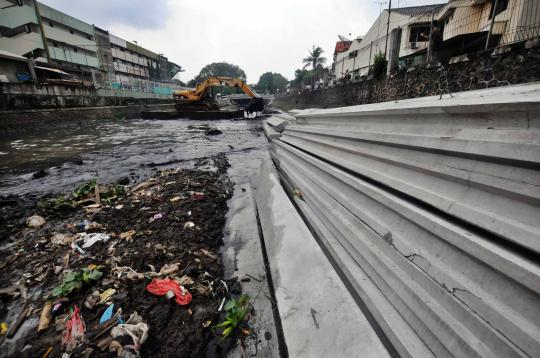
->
(0, 82, 173, 110)
(265, 83, 540, 357)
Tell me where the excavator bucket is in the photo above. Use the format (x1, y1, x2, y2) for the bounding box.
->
(245, 97, 265, 114)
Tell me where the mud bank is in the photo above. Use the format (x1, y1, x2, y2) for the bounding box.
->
(0, 155, 258, 357)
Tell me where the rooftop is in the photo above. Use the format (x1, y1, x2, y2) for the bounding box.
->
(392, 4, 445, 17)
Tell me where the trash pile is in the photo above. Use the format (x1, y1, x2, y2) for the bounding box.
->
(0, 156, 249, 357)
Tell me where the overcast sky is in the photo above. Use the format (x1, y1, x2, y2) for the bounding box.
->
(40, 0, 446, 83)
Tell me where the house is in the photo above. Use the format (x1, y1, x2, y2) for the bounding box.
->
(333, 4, 444, 80)
(333, 0, 540, 80)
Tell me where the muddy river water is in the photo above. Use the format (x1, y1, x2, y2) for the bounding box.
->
(0, 117, 269, 196)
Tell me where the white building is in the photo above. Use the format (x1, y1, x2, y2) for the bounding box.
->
(334, 4, 444, 80)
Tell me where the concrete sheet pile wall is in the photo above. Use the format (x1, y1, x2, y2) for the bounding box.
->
(265, 83, 540, 357)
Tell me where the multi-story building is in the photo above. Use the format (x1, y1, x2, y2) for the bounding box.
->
(0, 0, 183, 93)
(0, 0, 46, 61)
(37, 2, 99, 80)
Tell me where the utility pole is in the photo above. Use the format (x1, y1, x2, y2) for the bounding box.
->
(368, 41, 373, 74)
(426, 9, 435, 64)
(374, 1, 387, 53)
(384, 0, 392, 56)
(485, 0, 499, 51)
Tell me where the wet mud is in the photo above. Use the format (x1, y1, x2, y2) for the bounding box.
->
(0, 155, 247, 357)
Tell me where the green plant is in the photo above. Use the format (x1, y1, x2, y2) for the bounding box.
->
(38, 194, 75, 212)
(370, 51, 388, 80)
(51, 267, 103, 298)
(73, 179, 97, 201)
(214, 295, 250, 341)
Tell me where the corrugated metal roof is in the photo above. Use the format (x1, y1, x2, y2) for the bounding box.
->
(335, 41, 352, 54)
(392, 4, 445, 17)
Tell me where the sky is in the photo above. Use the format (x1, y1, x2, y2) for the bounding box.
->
(39, 0, 447, 83)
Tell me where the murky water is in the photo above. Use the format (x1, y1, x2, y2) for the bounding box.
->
(0, 117, 269, 196)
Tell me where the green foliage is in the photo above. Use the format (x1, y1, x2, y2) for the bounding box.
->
(188, 62, 247, 87)
(51, 267, 103, 298)
(371, 51, 388, 80)
(302, 45, 327, 71)
(214, 295, 250, 341)
(73, 179, 97, 201)
(40, 179, 126, 213)
(291, 69, 313, 88)
(38, 194, 75, 212)
(255, 72, 288, 94)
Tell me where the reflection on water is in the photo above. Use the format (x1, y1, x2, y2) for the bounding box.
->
(0, 118, 266, 196)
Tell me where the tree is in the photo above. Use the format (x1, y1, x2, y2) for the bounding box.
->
(302, 45, 327, 87)
(370, 51, 388, 80)
(302, 45, 327, 71)
(290, 69, 313, 91)
(255, 72, 288, 94)
(188, 62, 246, 86)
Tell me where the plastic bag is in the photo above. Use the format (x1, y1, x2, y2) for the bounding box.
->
(146, 278, 192, 305)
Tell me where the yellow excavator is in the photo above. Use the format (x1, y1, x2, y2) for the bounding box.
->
(173, 77, 264, 114)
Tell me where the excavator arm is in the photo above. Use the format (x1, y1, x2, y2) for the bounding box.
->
(174, 77, 258, 101)
(174, 77, 264, 114)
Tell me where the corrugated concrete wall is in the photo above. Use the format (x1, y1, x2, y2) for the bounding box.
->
(265, 83, 540, 357)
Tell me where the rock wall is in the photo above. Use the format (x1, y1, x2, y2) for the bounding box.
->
(0, 103, 175, 133)
(0, 82, 173, 110)
(275, 40, 540, 110)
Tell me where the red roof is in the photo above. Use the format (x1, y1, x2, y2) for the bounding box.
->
(335, 41, 352, 54)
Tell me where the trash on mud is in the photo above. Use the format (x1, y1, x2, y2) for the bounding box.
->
(1, 155, 239, 356)
(99, 288, 116, 304)
(38, 302, 53, 332)
(146, 278, 192, 305)
(75, 233, 111, 248)
(26, 214, 46, 228)
(191, 192, 205, 200)
(109, 312, 148, 357)
(119, 230, 136, 240)
(0, 322, 8, 336)
(50, 232, 74, 246)
(61, 306, 86, 352)
(99, 304, 115, 324)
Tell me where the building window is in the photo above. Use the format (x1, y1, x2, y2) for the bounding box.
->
(489, 0, 509, 19)
(70, 30, 74, 34)
(409, 24, 431, 43)
(73, 48, 78, 53)
(53, 42, 58, 47)
(49, 22, 54, 27)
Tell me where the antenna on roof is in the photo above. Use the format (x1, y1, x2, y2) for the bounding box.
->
(338, 35, 351, 42)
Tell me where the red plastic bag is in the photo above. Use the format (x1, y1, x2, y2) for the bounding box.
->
(146, 278, 192, 305)
(62, 306, 86, 352)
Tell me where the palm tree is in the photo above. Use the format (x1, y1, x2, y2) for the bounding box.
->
(302, 46, 327, 88)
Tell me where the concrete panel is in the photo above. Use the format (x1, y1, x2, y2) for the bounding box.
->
(262, 121, 281, 140)
(255, 162, 390, 358)
(265, 116, 289, 132)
